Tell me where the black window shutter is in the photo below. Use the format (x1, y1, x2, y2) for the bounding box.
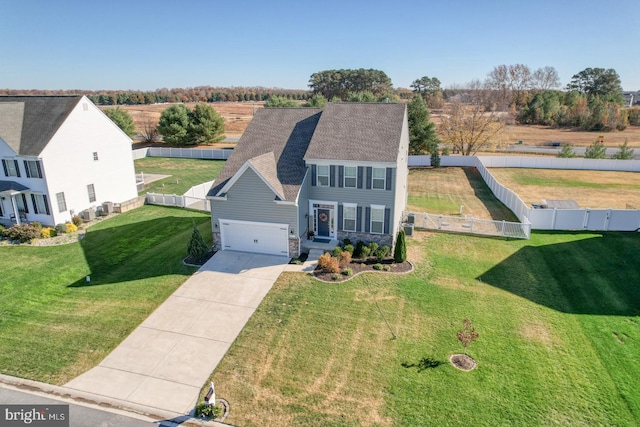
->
(36, 161, 42, 178)
(24, 161, 31, 178)
(21, 194, 29, 213)
(1, 160, 7, 177)
(366, 167, 372, 189)
(365, 207, 371, 232)
(338, 166, 344, 188)
(338, 204, 343, 231)
(31, 194, 37, 214)
(43, 194, 50, 215)
(330, 165, 336, 187)
(14, 160, 20, 178)
(311, 165, 317, 186)
(357, 167, 364, 189)
(384, 208, 390, 234)
(356, 206, 362, 232)
(386, 168, 392, 190)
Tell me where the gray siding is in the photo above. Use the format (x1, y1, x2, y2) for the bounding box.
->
(211, 168, 298, 229)
(309, 166, 397, 235)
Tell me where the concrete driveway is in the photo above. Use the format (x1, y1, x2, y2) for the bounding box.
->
(64, 251, 289, 416)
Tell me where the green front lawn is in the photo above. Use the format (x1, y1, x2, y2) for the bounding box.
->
(0, 206, 211, 384)
(207, 231, 640, 426)
(134, 157, 225, 195)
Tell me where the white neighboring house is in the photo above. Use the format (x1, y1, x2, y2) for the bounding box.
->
(0, 95, 138, 227)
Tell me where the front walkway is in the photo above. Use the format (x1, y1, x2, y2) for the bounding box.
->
(64, 251, 289, 416)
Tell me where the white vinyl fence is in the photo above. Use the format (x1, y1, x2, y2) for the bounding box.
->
(146, 193, 211, 212)
(406, 211, 531, 239)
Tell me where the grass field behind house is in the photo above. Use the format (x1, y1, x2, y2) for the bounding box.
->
(0, 206, 211, 384)
(206, 230, 640, 426)
(134, 157, 225, 195)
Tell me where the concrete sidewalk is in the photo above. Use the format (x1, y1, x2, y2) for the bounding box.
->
(64, 251, 289, 416)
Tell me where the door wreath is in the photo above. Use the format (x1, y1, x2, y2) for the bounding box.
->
(318, 212, 328, 222)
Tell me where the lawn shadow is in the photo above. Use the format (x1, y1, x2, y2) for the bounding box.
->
(478, 232, 640, 315)
(68, 214, 205, 287)
(401, 357, 443, 372)
(462, 167, 518, 222)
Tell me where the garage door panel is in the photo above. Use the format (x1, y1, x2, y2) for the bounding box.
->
(220, 220, 289, 256)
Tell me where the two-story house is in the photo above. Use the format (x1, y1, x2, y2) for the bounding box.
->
(0, 96, 138, 227)
(207, 103, 409, 257)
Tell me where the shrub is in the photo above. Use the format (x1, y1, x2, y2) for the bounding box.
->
(318, 253, 333, 269)
(0, 224, 5, 237)
(4, 224, 41, 243)
(331, 273, 341, 281)
(31, 222, 42, 230)
(318, 253, 340, 272)
(40, 227, 57, 239)
(195, 403, 223, 419)
(354, 241, 366, 258)
(339, 251, 352, 267)
(394, 230, 407, 262)
(187, 224, 209, 260)
(360, 246, 371, 259)
(373, 263, 383, 270)
(368, 242, 379, 253)
(343, 244, 354, 255)
(65, 223, 78, 233)
(72, 215, 83, 227)
(383, 265, 391, 271)
(342, 238, 352, 247)
(55, 223, 67, 234)
(343, 268, 353, 276)
(375, 245, 391, 261)
(332, 246, 343, 258)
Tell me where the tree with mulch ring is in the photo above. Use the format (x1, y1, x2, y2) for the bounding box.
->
(313, 257, 412, 282)
(451, 318, 479, 371)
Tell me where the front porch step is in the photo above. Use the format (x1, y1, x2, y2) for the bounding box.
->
(307, 249, 325, 261)
(301, 238, 339, 253)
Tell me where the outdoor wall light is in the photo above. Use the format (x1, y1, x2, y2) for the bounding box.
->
(290, 229, 295, 235)
(214, 223, 218, 228)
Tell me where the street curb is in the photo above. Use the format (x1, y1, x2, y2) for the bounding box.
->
(0, 374, 232, 426)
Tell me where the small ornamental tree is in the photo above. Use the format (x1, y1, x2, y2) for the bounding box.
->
(104, 107, 136, 137)
(394, 230, 407, 262)
(457, 318, 479, 355)
(584, 139, 607, 159)
(611, 139, 634, 160)
(557, 144, 576, 158)
(187, 224, 209, 261)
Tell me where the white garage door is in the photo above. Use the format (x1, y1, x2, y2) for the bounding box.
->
(220, 219, 289, 256)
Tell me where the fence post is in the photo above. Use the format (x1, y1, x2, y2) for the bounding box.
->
(501, 220, 505, 237)
(470, 218, 474, 233)
(438, 215, 442, 230)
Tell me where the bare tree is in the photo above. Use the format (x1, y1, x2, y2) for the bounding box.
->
(457, 318, 479, 356)
(531, 66, 561, 91)
(140, 114, 160, 143)
(438, 96, 507, 156)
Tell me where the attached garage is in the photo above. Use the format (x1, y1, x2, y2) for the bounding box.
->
(219, 219, 289, 256)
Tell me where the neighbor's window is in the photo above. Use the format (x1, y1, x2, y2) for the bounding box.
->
(343, 203, 356, 231)
(93, 152, 99, 161)
(2, 159, 20, 177)
(317, 165, 329, 186)
(56, 192, 67, 212)
(372, 167, 385, 189)
(15, 194, 28, 213)
(87, 184, 96, 203)
(371, 205, 384, 234)
(344, 166, 357, 188)
(31, 194, 50, 215)
(24, 160, 43, 178)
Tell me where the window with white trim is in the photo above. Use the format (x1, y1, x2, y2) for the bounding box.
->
(343, 203, 356, 231)
(2, 159, 20, 177)
(24, 160, 43, 178)
(31, 194, 49, 215)
(372, 167, 385, 189)
(56, 192, 67, 212)
(317, 165, 329, 187)
(93, 152, 99, 161)
(15, 194, 28, 213)
(370, 205, 385, 234)
(344, 166, 357, 188)
(87, 184, 96, 203)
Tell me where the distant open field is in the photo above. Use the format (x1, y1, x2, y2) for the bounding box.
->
(489, 168, 640, 209)
(501, 124, 640, 148)
(101, 102, 265, 138)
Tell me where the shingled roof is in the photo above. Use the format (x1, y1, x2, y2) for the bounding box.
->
(304, 103, 406, 162)
(0, 96, 82, 156)
(208, 103, 406, 201)
(208, 108, 322, 200)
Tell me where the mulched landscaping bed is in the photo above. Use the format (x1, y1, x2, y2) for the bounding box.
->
(313, 258, 413, 282)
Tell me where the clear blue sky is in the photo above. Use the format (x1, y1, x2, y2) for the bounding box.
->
(2, 0, 639, 91)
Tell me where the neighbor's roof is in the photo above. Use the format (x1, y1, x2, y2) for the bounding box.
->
(0, 96, 83, 156)
(208, 108, 322, 200)
(303, 102, 406, 162)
